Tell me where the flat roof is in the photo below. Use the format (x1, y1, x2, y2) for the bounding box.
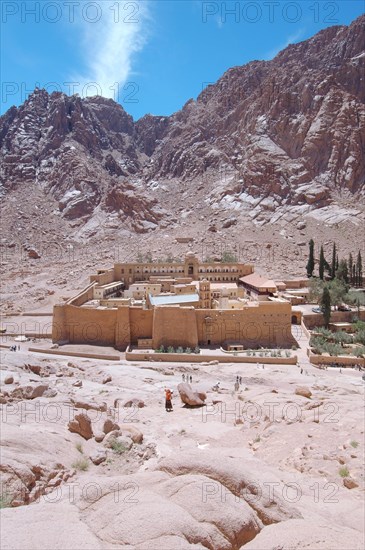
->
(149, 294, 200, 306)
(239, 273, 277, 289)
(210, 282, 238, 289)
(97, 280, 123, 290)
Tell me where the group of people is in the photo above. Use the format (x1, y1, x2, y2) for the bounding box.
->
(182, 374, 193, 383)
(234, 375, 243, 391)
(9, 345, 20, 352)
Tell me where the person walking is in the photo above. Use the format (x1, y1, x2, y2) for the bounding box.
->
(189, 375, 192, 383)
(182, 374, 185, 382)
(165, 388, 173, 412)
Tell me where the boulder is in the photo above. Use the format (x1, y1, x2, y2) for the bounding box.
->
(343, 477, 358, 489)
(27, 248, 41, 259)
(106, 435, 133, 452)
(89, 450, 107, 465)
(123, 398, 145, 408)
(295, 386, 312, 399)
(102, 375, 112, 384)
(72, 380, 83, 387)
(10, 384, 49, 400)
(178, 383, 206, 407)
(104, 425, 143, 445)
(103, 419, 120, 434)
(71, 399, 107, 412)
(94, 432, 105, 443)
(4, 375, 14, 384)
(68, 413, 93, 440)
(43, 388, 57, 398)
(0, 393, 7, 404)
(222, 217, 237, 228)
(296, 221, 307, 230)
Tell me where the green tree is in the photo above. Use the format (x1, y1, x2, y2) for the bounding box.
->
(306, 239, 315, 278)
(222, 250, 237, 263)
(336, 259, 349, 284)
(331, 243, 336, 279)
(328, 278, 348, 307)
(320, 287, 331, 328)
(319, 246, 325, 280)
(308, 277, 324, 303)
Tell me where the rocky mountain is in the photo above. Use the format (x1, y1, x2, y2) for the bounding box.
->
(0, 15, 364, 259)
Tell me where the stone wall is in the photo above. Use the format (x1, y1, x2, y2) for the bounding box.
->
(126, 348, 298, 364)
(53, 301, 294, 350)
(303, 310, 365, 330)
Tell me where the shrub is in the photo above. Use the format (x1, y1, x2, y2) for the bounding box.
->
(352, 346, 365, 357)
(352, 320, 365, 333)
(285, 351, 291, 358)
(110, 439, 129, 454)
(185, 347, 192, 354)
(316, 327, 333, 338)
(75, 442, 83, 454)
(167, 346, 175, 354)
(333, 331, 353, 345)
(354, 331, 365, 345)
(72, 458, 89, 471)
(350, 440, 359, 448)
(325, 343, 345, 356)
(176, 347, 184, 354)
(194, 346, 200, 354)
(338, 466, 350, 478)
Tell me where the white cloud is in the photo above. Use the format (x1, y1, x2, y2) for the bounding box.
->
(265, 29, 305, 60)
(71, 1, 151, 99)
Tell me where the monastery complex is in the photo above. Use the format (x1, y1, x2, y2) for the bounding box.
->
(52, 253, 300, 351)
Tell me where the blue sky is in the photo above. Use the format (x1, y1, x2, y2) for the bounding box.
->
(1, 1, 364, 119)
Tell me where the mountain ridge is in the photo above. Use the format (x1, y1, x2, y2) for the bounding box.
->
(0, 15, 364, 262)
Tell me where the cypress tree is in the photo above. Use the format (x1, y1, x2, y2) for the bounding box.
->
(306, 239, 315, 278)
(337, 259, 349, 284)
(331, 243, 336, 279)
(319, 245, 325, 280)
(320, 286, 331, 328)
(348, 253, 353, 285)
(356, 251, 363, 287)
